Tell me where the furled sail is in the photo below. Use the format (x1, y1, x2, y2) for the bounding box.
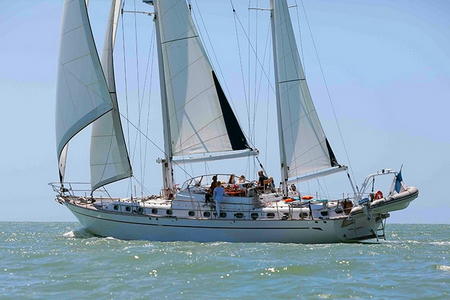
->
(154, 0, 249, 157)
(90, 0, 132, 191)
(56, 0, 113, 181)
(271, 0, 338, 179)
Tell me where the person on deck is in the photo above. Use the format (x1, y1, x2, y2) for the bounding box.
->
(209, 175, 218, 193)
(238, 175, 246, 183)
(228, 174, 236, 185)
(213, 181, 225, 217)
(258, 170, 268, 188)
(205, 175, 218, 203)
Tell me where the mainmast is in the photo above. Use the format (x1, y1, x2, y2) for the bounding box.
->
(144, 0, 174, 193)
(269, 0, 289, 195)
(144, 0, 253, 195)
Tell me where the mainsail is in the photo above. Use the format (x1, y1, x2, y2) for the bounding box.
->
(270, 0, 339, 182)
(154, 0, 250, 157)
(56, 0, 113, 181)
(90, 0, 132, 191)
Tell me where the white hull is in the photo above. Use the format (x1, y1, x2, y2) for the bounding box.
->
(65, 202, 383, 243)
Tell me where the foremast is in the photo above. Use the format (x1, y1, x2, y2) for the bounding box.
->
(144, 0, 174, 193)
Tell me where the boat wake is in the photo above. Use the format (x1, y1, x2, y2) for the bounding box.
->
(436, 265, 450, 272)
(63, 228, 95, 239)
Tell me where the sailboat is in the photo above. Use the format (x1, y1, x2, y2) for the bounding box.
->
(52, 0, 419, 243)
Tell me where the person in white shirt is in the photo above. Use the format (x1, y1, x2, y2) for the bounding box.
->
(213, 181, 225, 217)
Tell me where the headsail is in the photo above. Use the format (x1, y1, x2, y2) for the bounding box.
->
(90, 0, 132, 191)
(56, 0, 113, 181)
(270, 0, 339, 182)
(154, 0, 249, 157)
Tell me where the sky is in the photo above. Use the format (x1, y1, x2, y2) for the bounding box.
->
(1, 0, 449, 223)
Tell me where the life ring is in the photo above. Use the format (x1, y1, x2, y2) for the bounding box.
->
(374, 190, 384, 200)
(284, 198, 295, 203)
(301, 195, 314, 200)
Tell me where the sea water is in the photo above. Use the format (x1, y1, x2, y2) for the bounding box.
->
(0, 223, 449, 299)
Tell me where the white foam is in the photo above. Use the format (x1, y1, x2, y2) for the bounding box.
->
(63, 231, 76, 238)
(430, 241, 450, 246)
(436, 265, 450, 272)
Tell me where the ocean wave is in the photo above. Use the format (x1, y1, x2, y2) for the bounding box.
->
(62, 228, 95, 239)
(429, 241, 450, 246)
(436, 265, 450, 272)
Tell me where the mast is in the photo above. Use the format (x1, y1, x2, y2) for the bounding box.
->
(144, 0, 174, 193)
(269, 0, 289, 195)
(144, 0, 253, 193)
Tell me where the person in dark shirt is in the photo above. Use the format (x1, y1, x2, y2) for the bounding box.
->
(258, 170, 268, 188)
(209, 175, 218, 193)
(205, 175, 218, 203)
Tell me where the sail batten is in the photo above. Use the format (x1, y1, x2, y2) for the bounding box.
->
(154, 0, 249, 158)
(56, 0, 114, 182)
(270, 0, 339, 181)
(90, 0, 132, 191)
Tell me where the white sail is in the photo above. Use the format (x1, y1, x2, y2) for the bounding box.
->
(154, 0, 249, 157)
(90, 0, 132, 191)
(56, 0, 113, 181)
(271, 0, 338, 180)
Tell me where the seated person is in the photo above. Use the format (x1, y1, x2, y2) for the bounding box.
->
(238, 175, 246, 183)
(258, 170, 268, 188)
(228, 174, 236, 185)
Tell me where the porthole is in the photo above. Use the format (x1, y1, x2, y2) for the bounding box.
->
(188, 211, 195, 217)
(267, 212, 275, 219)
(152, 208, 158, 214)
(166, 209, 173, 215)
(203, 211, 211, 217)
(219, 212, 227, 218)
(137, 207, 143, 214)
(234, 213, 244, 219)
(251, 213, 258, 220)
(125, 206, 131, 212)
(113, 205, 119, 210)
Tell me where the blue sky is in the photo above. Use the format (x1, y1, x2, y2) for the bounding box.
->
(1, 0, 449, 223)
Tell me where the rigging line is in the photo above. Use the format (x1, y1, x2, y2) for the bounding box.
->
(133, 0, 144, 194)
(120, 4, 133, 197)
(247, 0, 252, 176)
(191, 1, 242, 126)
(247, 0, 252, 145)
(294, 0, 305, 71)
(253, 25, 271, 154)
(141, 24, 156, 191)
(231, 3, 276, 95)
(299, 0, 356, 180)
(130, 175, 154, 197)
(118, 112, 193, 179)
(264, 49, 271, 169)
(230, 3, 251, 143)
